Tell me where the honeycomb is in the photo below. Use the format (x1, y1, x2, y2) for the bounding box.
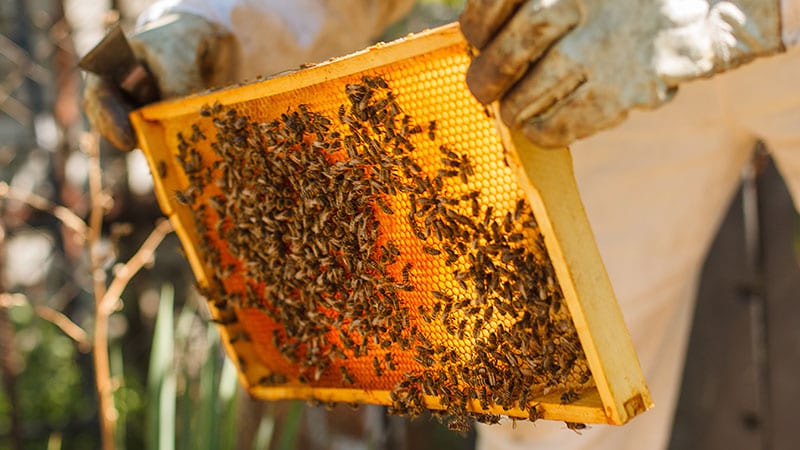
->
(140, 27, 601, 429)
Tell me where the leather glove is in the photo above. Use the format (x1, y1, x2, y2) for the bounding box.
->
(83, 13, 238, 151)
(460, 0, 788, 148)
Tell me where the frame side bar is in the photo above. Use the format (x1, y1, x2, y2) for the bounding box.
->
(505, 128, 653, 424)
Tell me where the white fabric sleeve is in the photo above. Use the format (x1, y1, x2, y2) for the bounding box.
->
(136, 0, 415, 81)
(783, 0, 800, 47)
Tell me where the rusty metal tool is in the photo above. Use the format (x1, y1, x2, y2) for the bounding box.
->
(79, 24, 159, 106)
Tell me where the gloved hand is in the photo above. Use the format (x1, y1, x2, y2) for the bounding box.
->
(460, 0, 788, 148)
(83, 13, 238, 151)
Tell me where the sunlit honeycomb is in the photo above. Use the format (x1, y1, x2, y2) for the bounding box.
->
(145, 32, 594, 427)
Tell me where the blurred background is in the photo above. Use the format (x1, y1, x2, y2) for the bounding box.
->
(1, 0, 799, 449)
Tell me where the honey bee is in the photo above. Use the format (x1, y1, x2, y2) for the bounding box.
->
(477, 386, 490, 409)
(513, 198, 526, 221)
(401, 263, 412, 284)
(418, 305, 431, 323)
(473, 318, 484, 339)
(209, 314, 238, 325)
(157, 160, 168, 178)
(173, 189, 193, 206)
(340, 365, 355, 385)
(448, 416, 471, 432)
(190, 123, 206, 142)
(385, 352, 396, 371)
(560, 390, 579, 404)
(483, 206, 493, 227)
(444, 247, 459, 265)
(375, 196, 393, 215)
(565, 422, 587, 434)
(258, 373, 287, 386)
(422, 245, 441, 256)
(528, 405, 542, 422)
(457, 319, 467, 340)
(228, 332, 251, 344)
(483, 305, 494, 322)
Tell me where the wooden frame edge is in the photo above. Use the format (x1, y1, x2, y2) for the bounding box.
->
(247, 384, 608, 424)
(136, 23, 464, 121)
(503, 128, 653, 424)
(130, 21, 653, 426)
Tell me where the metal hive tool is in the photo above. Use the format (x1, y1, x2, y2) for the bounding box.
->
(130, 23, 652, 428)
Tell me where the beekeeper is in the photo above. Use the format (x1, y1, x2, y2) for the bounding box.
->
(83, 1, 800, 449)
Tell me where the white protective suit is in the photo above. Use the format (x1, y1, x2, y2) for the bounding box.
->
(136, 2, 800, 450)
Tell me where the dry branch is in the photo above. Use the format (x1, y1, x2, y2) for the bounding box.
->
(0, 181, 88, 237)
(100, 219, 173, 315)
(34, 305, 91, 352)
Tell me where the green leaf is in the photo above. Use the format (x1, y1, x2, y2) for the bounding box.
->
(219, 357, 239, 449)
(198, 326, 220, 450)
(146, 284, 175, 450)
(174, 302, 197, 450)
(277, 402, 304, 450)
(251, 404, 276, 450)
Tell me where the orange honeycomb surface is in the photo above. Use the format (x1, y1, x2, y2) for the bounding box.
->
(144, 33, 595, 425)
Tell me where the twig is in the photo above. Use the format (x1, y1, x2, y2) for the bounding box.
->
(34, 305, 91, 352)
(100, 219, 173, 315)
(82, 132, 173, 450)
(83, 133, 105, 257)
(84, 133, 115, 450)
(1, 131, 174, 449)
(0, 181, 88, 238)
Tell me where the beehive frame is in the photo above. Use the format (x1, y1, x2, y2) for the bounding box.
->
(130, 23, 651, 426)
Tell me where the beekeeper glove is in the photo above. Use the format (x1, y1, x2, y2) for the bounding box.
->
(460, 0, 795, 148)
(83, 13, 238, 151)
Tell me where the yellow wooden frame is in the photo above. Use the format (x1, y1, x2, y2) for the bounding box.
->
(131, 23, 651, 425)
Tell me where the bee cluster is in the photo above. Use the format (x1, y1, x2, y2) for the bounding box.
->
(174, 75, 591, 431)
